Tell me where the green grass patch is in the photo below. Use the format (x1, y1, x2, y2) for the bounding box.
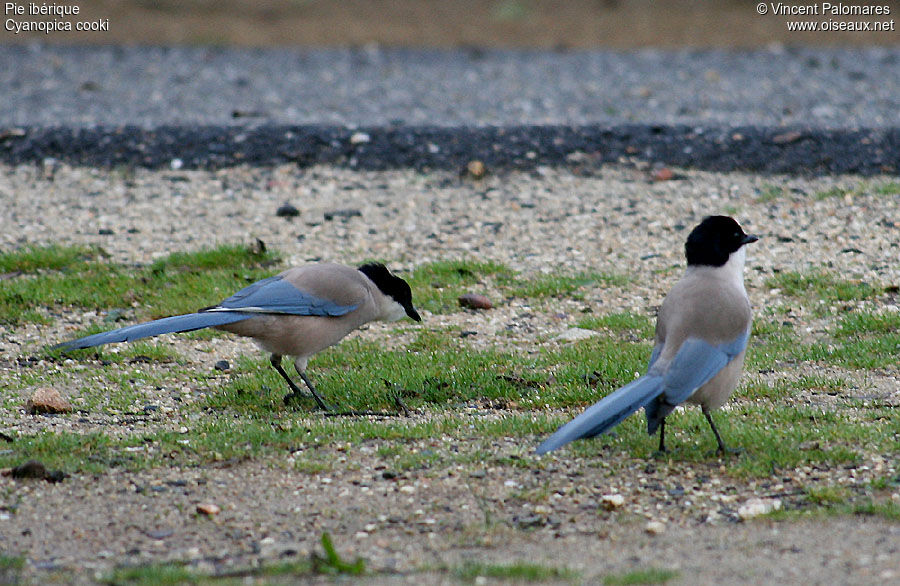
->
(1, 243, 279, 326)
(743, 374, 848, 402)
(104, 563, 199, 585)
(747, 308, 898, 373)
(603, 568, 680, 585)
(713, 404, 892, 478)
(756, 184, 786, 203)
(507, 271, 630, 300)
(804, 485, 850, 506)
(5, 243, 633, 329)
(0, 410, 560, 474)
(814, 186, 850, 200)
(846, 499, 900, 521)
(407, 259, 631, 315)
(452, 560, 578, 583)
(793, 308, 900, 371)
(0, 243, 100, 273)
(311, 532, 365, 576)
(772, 496, 900, 522)
(578, 311, 654, 338)
(148, 244, 275, 273)
(0, 555, 25, 585)
(765, 270, 882, 304)
(0, 432, 138, 475)
(836, 310, 900, 336)
(550, 399, 896, 480)
(872, 180, 900, 196)
(206, 328, 651, 414)
(802, 335, 900, 370)
(745, 319, 797, 371)
(407, 259, 514, 314)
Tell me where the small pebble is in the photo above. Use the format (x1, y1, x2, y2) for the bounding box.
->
(645, 521, 666, 535)
(3, 460, 67, 483)
(465, 160, 486, 178)
(458, 293, 492, 310)
(349, 132, 371, 145)
(276, 202, 300, 217)
(25, 387, 72, 415)
(324, 209, 362, 221)
(772, 130, 803, 144)
(601, 494, 625, 510)
(196, 503, 220, 516)
(738, 498, 782, 520)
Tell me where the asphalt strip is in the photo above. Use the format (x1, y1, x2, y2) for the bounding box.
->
(1, 124, 898, 175)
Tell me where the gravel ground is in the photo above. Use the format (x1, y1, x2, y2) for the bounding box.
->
(3, 45, 898, 129)
(0, 162, 898, 584)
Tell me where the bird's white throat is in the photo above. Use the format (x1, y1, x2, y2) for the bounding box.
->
(382, 299, 409, 322)
(723, 245, 748, 282)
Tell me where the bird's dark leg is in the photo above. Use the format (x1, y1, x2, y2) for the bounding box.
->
(269, 354, 332, 411)
(703, 407, 741, 455)
(272, 355, 408, 418)
(657, 417, 667, 453)
(297, 370, 333, 412)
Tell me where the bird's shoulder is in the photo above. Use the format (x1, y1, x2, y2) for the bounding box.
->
(278, 264, 372, 307)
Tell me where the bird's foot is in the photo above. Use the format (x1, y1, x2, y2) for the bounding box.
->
(283, 392, 335, 412)
(393, 394, 412, 416)
(711, 445, 745, 458)
(283, 391, 412, 418)
(322, 397, 412, 418)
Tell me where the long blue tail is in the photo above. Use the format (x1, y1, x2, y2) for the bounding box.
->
(536, 375, 664, 455)
(53, 311, 254, 351)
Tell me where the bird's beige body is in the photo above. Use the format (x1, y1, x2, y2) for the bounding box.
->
(653, 246, 752, 411)
(217, 263, 407, 371)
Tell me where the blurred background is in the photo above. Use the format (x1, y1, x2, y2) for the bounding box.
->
(3, 0, 897, 47)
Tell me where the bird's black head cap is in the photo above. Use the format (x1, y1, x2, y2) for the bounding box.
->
(685, 216, 759, 267)
(358, 262, 421, 321)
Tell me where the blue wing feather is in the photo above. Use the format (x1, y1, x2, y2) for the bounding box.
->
(660, 331, 749, 405)
(535, 374, 664, 455)
(53, 311, 254, 350)
(214, 276, 358, 316)
(645, 330, 750, 433)
(647, 342, 663, 370)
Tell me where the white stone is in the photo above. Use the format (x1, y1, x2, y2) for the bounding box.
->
(601, 494, 626, 510)
(738, 498, 782, 520)
(554, 328, 598, 342)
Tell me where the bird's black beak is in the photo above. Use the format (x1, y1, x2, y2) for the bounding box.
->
(742, 234, 760, 245)
(407, 306, 422, 322)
